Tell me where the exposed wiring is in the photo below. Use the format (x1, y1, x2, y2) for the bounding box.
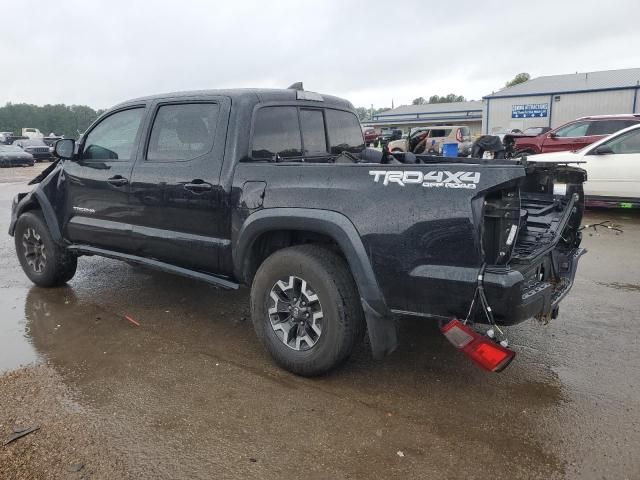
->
(579, 220, 623, 234)
(464, 264, 506, 339)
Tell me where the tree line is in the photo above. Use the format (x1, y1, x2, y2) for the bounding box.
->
(0, 103, 104, 138)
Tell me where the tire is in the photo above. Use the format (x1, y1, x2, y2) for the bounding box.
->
(14, 211, 77, 287)
(251, 244, 365, 376)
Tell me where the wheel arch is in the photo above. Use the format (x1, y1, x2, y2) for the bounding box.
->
(9, 190, 63, 245)
(234, 208, 397, 358)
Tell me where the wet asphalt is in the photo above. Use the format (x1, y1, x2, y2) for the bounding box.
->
(1, 167, 639, 479)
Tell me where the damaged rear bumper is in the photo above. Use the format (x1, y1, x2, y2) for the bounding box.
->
(483, 247, 586, 325)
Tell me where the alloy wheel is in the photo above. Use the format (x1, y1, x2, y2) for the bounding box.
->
(22, 227, 47, 273)
(268, 275, 324, 351)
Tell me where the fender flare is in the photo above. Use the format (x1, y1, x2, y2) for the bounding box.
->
(9, 189, 63, 245)
(234, 208, 397, 358)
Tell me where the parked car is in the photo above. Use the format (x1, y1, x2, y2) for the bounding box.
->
(21, 127, 44, 139)
(388, 125, 472, 156)
(0, 145, 35, 167)
(514, 115, 640, 155)
(530, 124, 640, 207)
(361, 126, 378, 146)
(10, 87, 585, 376)
(12, 138, 54, 162)
(378, 128, 402, 146)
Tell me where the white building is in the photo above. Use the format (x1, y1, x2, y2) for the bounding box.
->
(483, 68, 640, 134)
(363, 101, 483, 135)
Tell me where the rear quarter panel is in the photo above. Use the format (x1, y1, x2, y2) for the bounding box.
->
(233, 162, 526, 317)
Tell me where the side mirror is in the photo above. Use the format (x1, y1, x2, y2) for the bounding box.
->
(548, 132, 557, 138)
(593, 144, 614, 155)
(54, 138, 75, 159)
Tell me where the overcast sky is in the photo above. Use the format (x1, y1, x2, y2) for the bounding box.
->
(2, 0, 639, 110)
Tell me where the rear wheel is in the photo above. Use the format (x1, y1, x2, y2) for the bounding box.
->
(14, 211, 77, 287)
(251, 245, 365, 376)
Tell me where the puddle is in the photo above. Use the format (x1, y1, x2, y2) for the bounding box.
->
(0, 287, 41, 373)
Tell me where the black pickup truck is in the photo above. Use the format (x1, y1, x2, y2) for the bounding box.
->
(9, 86, 586, 375)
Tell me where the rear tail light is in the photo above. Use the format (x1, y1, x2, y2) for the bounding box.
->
(441, 319, 515, 372)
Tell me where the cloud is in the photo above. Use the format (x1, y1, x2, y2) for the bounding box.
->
(1, 0, 639, 110)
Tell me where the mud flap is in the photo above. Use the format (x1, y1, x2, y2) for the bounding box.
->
(362, 298, 398, 359)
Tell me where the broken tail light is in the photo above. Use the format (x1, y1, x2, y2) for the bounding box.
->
(441, 319, 515, 372)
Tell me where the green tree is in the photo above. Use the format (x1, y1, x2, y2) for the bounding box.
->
(354, 107, 369, 121)
(0, 103, 103, 138)
(428, 94, 466, 104)
(505, 73, 530, 88)
(412, 97, 427, 105)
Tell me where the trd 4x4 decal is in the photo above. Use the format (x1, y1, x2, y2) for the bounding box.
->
(369, 170, 481, 189)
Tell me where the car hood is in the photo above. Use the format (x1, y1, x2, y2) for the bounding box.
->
(1, 151, 33, 158)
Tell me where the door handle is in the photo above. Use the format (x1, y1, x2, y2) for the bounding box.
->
(107, 175, 128, 186)
(184, 181, 212, 192)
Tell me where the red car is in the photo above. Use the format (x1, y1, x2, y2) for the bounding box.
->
(362, 127, 378, 146)
(514, 114, 640, 155)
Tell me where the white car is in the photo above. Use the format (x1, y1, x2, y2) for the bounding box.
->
(529, 124, 640, 207)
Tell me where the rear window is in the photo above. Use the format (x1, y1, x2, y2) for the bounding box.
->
(300, 109, 327, 155)
(429, 129, 448, 138)
(251, 107, 302, 160)
(325, 109, 364, 154)
(586, 119, 638, 136)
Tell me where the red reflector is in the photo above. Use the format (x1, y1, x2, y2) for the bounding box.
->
(440, 319, 516, 372)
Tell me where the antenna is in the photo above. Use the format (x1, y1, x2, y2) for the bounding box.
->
(287, 82, 304, 91)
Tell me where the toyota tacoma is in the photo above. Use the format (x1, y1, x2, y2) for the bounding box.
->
(9, 86, 586, 376)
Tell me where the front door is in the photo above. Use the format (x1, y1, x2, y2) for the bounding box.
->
(63, 106, 147, 252)
(541, 121, 591, 153)
(584, 128, 640, 199)
(128, 99, 231, 274)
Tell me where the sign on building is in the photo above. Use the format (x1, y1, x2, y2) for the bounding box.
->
(511, 103, 548, 118)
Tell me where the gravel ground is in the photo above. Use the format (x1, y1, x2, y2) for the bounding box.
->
(0, 366, 129, 480)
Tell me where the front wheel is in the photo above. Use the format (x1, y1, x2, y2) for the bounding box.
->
(251, 245, 365, 376)
(14, 211, 77, 287)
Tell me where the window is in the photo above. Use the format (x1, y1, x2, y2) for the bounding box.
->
(325, 109, 364, 155)
(428, 129, 448, 138)
(83, 108, 144, 161)
(586, 120, 638, 136)
(554, 121, 589, 138)
(600, 129, 640, 154)
(300, 109, 327, 155)
(147, 103, 219, 161)
(252, 107, 302, 159)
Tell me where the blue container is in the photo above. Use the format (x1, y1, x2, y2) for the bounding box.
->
(442, 143, 459, 157)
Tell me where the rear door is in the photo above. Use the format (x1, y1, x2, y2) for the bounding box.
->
(63, 106, 147, 252)
(583, 128, 640, 199)
(128, 98, 231, 273)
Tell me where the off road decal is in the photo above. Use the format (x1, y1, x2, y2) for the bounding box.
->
(369, 170, 481, 189)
